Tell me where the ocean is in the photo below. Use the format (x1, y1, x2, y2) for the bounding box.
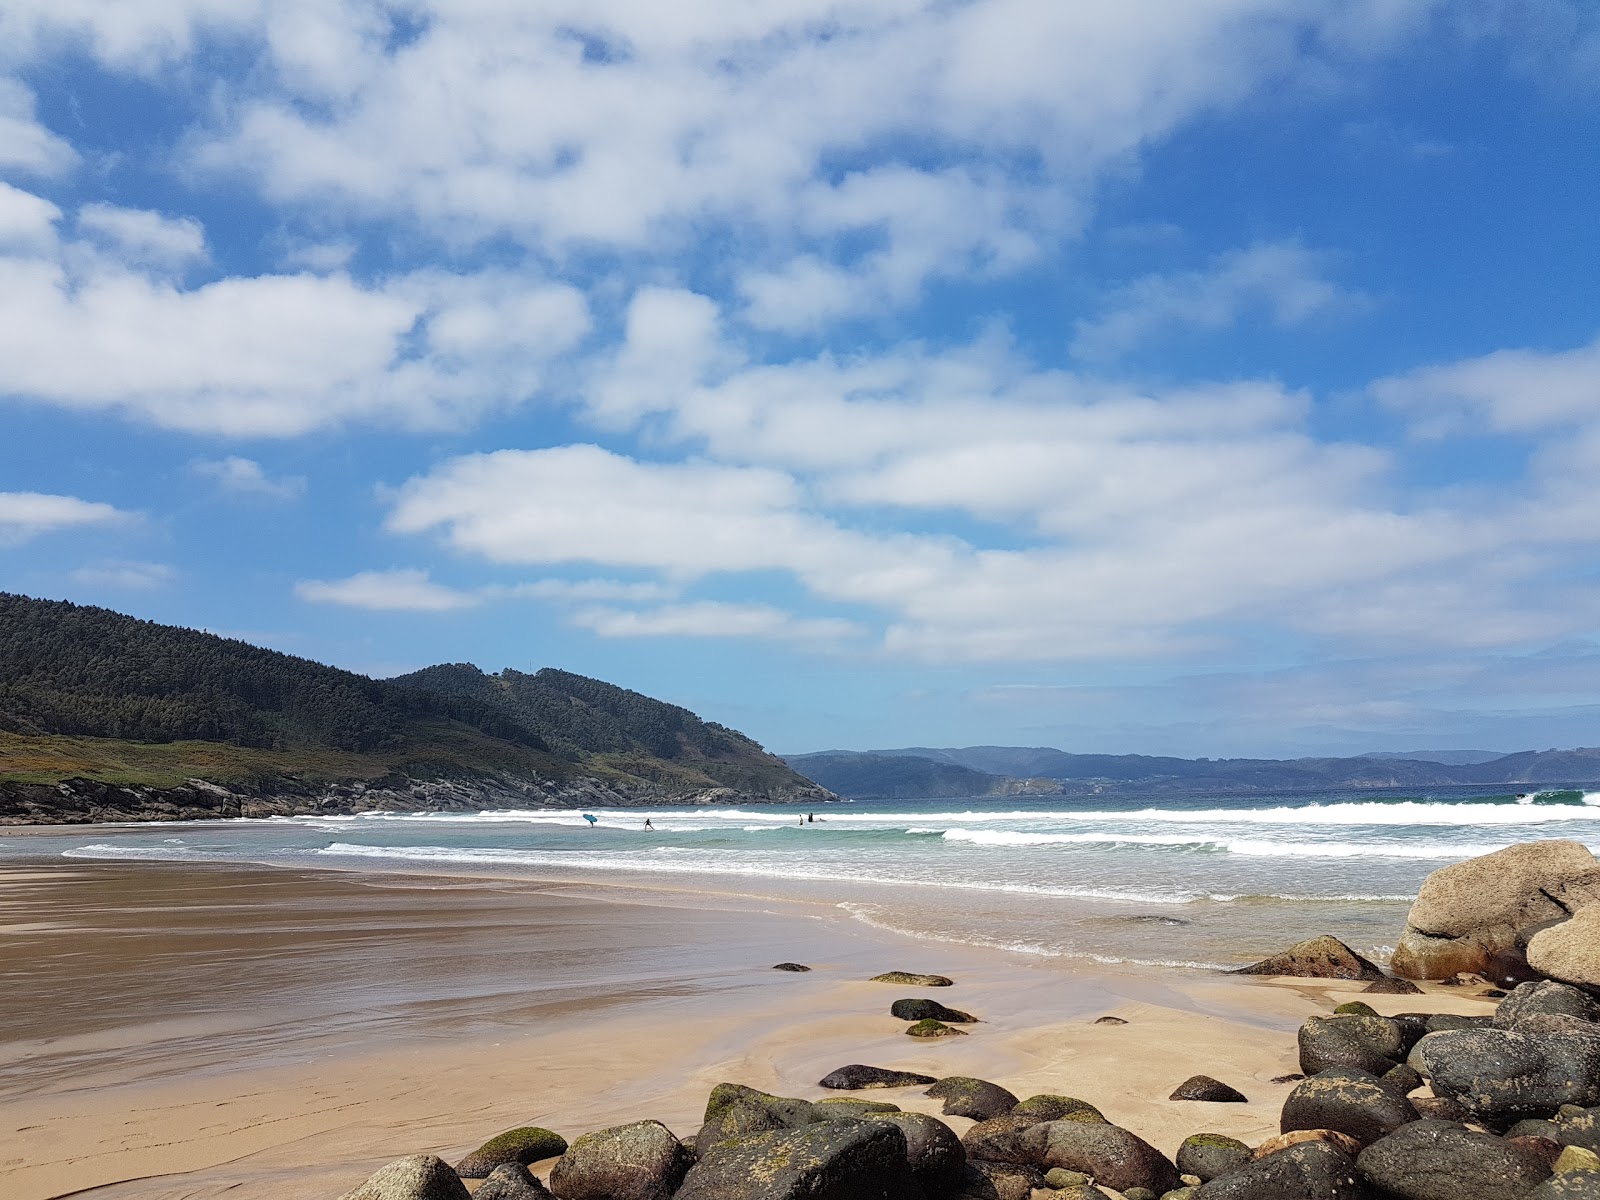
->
(10, 786, 1600, 973)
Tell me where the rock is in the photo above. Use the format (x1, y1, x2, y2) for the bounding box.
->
(457, 1128, 569, 1177)
(699, 1084, 817, 1147)
(1273, 1074, 1308, 1084)
(548, 1120, 692, 1200)
(1355, 1118, 1552, 1200)
(1043, 1167, 1092, 1187)
(1095, 1015, 1129, 1025)
(1514, 1136, 1570, 1169)
(1280, 1067, 1419, 1146)
(1298, 1014, 1406, 1076)
(1425, 1012, 1492, 1033)
(907, 1018, 967, 1038)
(1175, 1133, 1252, 1182)
(1418, 1019, 1600, 1121)
(1409, 1095, 1470, 1122)
(1391, 841, 1600, 980)
(1389, 1015, 1431, 1053)
(925, 1076, 1019, 1122)
(1020, 1119, 1181, 1194)
(866, 1111, 967, 1195)
(1379, 1064, 1423, 1098)
(1531, 908, 1600, 992)
(474, 1163, 554, 1200)
(964, 1159, 1044, 1200)
(1009, 1095, 1105, 1122)
(1190, 1141, 1365, 1199)
(1555, 1108, 1600, 1154)
(819, 1064, 939, 1090)
(1169, 1075, 1248, 1103)
(339, 1155, 471, 1200)
(962, 1114, 1046, 1164)
(1528, 1169, 1600, 1198)
(1256, 1129, 1363, 1159)
(1561, 1147, 1600, 1173)
(871, 971, 954, 987)
(1125, 1189, 1160, 1200)
(773, 962, 811, 971)
(1333, 1002, 1379, 1017)
(1364, 977, 1424, 995)
(813, 1098, 902, 1120)
(674, 1119, 921, 1200)
(1498, 981, 1600, 1029)
(893, 998, 978, 1023)
(1229, 936, 1385, 980)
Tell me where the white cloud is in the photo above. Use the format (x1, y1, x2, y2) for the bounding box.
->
(511, 578, 678, 603)
(1071, 240, 1357, 360)
(0, 78, 76, 176)
(70, 559, 175, 589)
(295, 568, 480, 612)
(1373, 333, 1600, 435)
(0, 181, 60, 252)
(191, 456, 306, 500)
(0, 491, 129, 545)
(571, 602, 862, 643)
(78, 204, 207, 268)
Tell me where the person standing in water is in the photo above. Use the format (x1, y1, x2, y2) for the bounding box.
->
(643, 818, 653, 829)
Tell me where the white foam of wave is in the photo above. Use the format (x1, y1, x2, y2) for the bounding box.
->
(942, 827, 1537, 860)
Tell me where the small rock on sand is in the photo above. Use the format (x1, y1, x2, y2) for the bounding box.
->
(870, 971, 954, 987)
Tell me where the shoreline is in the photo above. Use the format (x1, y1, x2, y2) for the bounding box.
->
(0, 855, 1499, 1200)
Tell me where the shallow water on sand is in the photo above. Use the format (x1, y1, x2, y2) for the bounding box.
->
(9, 785, 1598, 971)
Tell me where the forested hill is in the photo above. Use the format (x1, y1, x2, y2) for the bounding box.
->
(0, 594, 827, 822)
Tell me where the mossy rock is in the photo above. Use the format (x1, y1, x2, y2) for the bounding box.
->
(1334, 1000, 1379, 1017)
(907, 1018, 967, 1038)
(891, 997, 978, 1023)
(871, 971, 954, 987)
(457, 1128, 568, 1178)
(1174, 1132, 1251, 1182)
(811, 1098, 901, 1119)
(1010, 1095, 1105, 1123)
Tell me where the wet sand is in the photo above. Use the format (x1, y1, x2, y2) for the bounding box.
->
(0, 859, 1495, 1200)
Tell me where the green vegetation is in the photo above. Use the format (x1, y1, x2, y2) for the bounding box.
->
(0, 594, 821, 802)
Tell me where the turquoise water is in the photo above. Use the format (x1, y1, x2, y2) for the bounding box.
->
(10, 786, 1600, 971)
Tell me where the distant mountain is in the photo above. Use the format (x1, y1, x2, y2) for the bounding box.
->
(0, 593, 828, 823)
(786, 744, 1600, 799)
(1361, 750, 1508, 766)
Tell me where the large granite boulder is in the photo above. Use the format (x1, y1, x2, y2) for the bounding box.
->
(925, 1077, 1018, 1122)
(1355, 1118, 1552, 1200)
(1299, 1014, 1406, 1076)
(1229, 936, 1385, 980)
(1418, 1018, 1600, 1121)
(457, 1129, 569, 1177)
(474, 1163, 554, 1200)
(1531, 907, 1600, 992)
(1280, 1067, 1418, 1146)
(548, 1121, 692, 1200)
(674, 1120, 922, 1200)
(1391, 841, 1600, 980)
(1019, 1119, 1180, 1195)
(339, 1155, 471, 1200)
(1191, 1141, 1365, 1199)
(820, 1065, 939, 1090)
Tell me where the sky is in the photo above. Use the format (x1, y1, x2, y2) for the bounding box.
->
(3, 2, 1600, 760)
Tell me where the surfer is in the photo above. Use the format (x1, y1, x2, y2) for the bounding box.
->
(643, 817, 653, 830)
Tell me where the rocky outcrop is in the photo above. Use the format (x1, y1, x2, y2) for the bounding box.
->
(1229, 936, 1385, 980)
(1531, 907, 1600, 991)
(1390, 841, 1600, 981)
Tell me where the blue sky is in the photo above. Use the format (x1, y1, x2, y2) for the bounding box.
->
(3, 2, 1600, 758)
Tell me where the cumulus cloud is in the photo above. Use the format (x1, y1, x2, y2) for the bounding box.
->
(0, 78, 76, 176)
(1071, 240, 1357, 360)
(1373, 333, 1600, 435)
(295, 568, 480, 612)
(191, 456, 306, 500)
(77, 204, 207, 268)
(0, 180, 60, 252)
(0, 491, 129, 545)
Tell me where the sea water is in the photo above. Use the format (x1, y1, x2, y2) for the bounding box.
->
(12, 786, 1600, 972)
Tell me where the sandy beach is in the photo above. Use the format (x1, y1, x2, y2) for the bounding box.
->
(0, 855, 1501, 1200)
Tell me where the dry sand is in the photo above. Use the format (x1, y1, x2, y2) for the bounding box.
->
(0, 859, 1497, 1200)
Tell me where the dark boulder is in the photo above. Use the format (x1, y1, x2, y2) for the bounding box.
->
(339, 1155, 471, 1200)
(906, 1018, 966, 1038)
(457, 1128, 569, 1177)
(925, 1077, 1018, 1122)
(1020, 1119, 1180, 1195)
(1410, 1095, 1470, 1122)
(1425, 1013, 1491, 1033)
(1299, 1014, 1405, 1076)
(474, 1163, 554, 1200)
(813, 1098, 902, 1120)
(773, 962, 811, 971)
(699, 1084, 817, 1147)
(867, 1111, 967, 1195)
(1355, 1118, 1552, 1200)
(892, 998, 978, 1023)
(1280, 1067, 1419, 1146)
(1175, 1133, 1252, 1182)
(1256, 1130, 1362, 1159)
(1008, 1094, 1104, 1122)
(1191, 1141, 1366, 1199)
(1170, 1075, 1248, 1103)
(1230, 936, 1385, 980)
(1364, 977, 1423, 995)
(961, 1159, 1042, 1200)
(871, 971, 954, 987)
(1497, 981, 1600, 1030)
(1094, 1015, 1129, 1025)
(1334, 1002, 1379, 1017)
(1379, 1064, 1423, 1098)
(961, 1114, 1044, 1165)
(1511, 1136, 1568, 1170)
(1528, 1169, 1600, 1198)
(1418, 1019, 1600, 1121)
(819, 1065, 939, 1090)
(674, 1119, 921, 1200)
(548, 1120, 692, 1200)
